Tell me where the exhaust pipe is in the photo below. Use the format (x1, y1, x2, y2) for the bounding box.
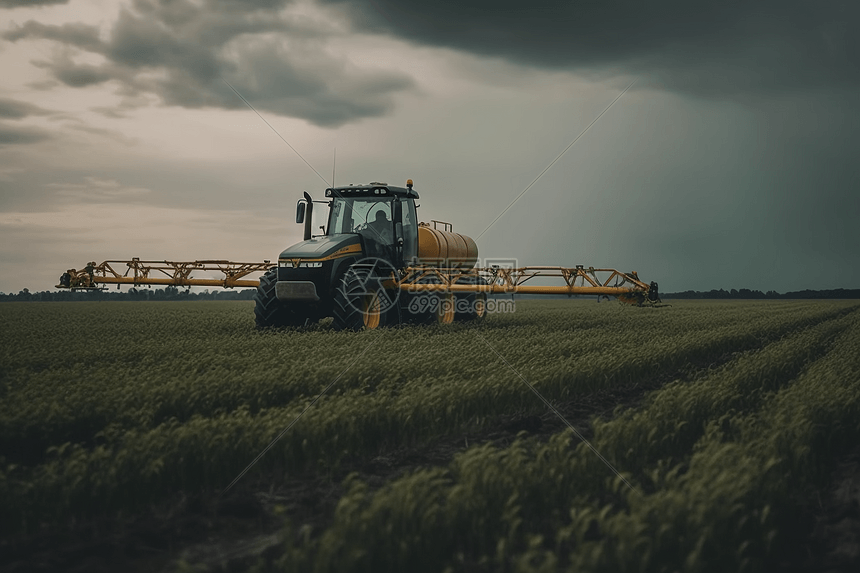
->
(303, 191, 313, 241)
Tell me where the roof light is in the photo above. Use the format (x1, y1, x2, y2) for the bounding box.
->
(406, 179, 413, 188)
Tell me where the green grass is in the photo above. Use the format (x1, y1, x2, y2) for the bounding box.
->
(2, 299, 859, 572)
(275, 307, 860, 572)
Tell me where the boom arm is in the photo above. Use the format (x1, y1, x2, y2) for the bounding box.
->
(399, 265, 659, 304)
(57, 259, 657, 303)
(57, 258, 273, 290)
(57, 259, 658, 303)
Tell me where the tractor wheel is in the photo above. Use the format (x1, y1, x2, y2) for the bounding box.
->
(454, 275, 488, 322)
(406, 275, 456, 325)
(254, 268, 307, 328)
(332, 265, 397, 331)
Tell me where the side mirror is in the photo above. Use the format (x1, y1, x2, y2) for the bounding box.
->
(296, 200, 306, 224)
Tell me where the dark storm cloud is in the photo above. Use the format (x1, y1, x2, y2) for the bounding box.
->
(323, 0, 860, 96)
(0, 123, 50, 144)
(0, 97, 52, 119)
(2, 0, 414, 127)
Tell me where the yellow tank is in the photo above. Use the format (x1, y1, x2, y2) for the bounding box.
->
(417, 224, 478, 268)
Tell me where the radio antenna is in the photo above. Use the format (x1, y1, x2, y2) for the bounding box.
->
(332, 148, 336, 188)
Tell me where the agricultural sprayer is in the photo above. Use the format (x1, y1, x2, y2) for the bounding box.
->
(57, 180, 660, 330)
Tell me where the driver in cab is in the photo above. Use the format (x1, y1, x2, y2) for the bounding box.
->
(366, 209, 393, 244)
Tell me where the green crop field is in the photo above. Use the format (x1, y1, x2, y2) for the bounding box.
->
(2, 299, 859, 572)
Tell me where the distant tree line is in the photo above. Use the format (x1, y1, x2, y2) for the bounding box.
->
(0, 286, 257, 302)
(663, 288, 860, 299)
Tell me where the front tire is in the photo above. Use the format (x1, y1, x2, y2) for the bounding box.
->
(254, 268, 309, 328)
(332, 265, 397, 331)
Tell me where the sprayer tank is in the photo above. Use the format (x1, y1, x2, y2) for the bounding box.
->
(416, 225, 479, 269)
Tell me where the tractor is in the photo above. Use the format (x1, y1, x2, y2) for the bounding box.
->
(257, 179, 485, 331)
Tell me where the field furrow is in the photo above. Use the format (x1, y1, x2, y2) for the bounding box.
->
(268, 306, 860, 573)
(1, 299, 859, 573)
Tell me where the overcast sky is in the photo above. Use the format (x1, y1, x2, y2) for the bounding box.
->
(1, 0, 858, 294)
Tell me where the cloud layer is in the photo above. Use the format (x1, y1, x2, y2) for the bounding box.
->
(325, 0, 860, 97)
(0, 123, 50, 144)
(3, 0, 415, 127)
(0, 0, 69, 7)
(0, 97, 54, 145)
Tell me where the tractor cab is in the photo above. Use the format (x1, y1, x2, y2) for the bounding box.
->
(296, 180, 419, 269)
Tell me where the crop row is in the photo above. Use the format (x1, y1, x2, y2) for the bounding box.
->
(1, 301, 857, 534)
(265, 306, 860, 573)
(1, 300, 853, 462)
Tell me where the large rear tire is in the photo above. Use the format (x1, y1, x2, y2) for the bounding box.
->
(405, 275, 455, 325)
(332, 265, 397, 331)
(254, 268, 309, 328)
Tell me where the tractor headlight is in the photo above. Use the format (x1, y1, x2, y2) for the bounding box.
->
(278, 261, 323, 268)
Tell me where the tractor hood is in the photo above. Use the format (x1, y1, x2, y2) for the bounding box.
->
(278, 234, 361, 262)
